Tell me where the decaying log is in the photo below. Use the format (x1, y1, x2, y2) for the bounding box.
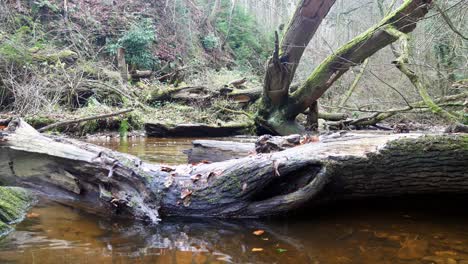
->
(150, 86, 212, 102)
(255, 134, 302, 153)
(2, 118, 467, 223)
(187, 133, 347, 163)
(37, 109, 134, 132)
(228, 77, 247, 88)
(185, 140, 254, 163)
(226, 87, 262, 104)
(144, 122, 252, 137)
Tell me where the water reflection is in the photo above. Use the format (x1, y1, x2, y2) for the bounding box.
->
(1, 137, 468, 263)
(86, 137, 254, 165)
(1, 200, 468, 264)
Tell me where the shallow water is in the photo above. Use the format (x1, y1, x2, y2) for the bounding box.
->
(1, 138, 468, 264)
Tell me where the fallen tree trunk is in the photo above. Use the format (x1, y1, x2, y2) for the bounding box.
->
(144, 122, 252, 137)
(1, 118, 467, 223)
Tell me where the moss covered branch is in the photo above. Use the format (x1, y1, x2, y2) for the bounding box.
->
(287, 0, 433, 117)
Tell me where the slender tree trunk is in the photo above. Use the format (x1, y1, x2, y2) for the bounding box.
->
(117, 48, 128, 83)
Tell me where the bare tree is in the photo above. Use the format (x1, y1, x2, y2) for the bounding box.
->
(256, 0, 434, 135)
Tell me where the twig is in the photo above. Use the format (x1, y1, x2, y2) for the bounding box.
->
(38, 109, 134, 132)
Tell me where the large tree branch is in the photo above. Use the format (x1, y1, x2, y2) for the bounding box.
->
(288, 0, 433, 118)
(262, 0, 336, 106)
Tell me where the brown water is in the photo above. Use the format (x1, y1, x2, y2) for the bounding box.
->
(1, 138, 468, 264)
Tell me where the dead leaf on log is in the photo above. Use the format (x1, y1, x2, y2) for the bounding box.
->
(191, 174, 202, 182)
(253, 230, 265, 236)
(161, 166, 175, 172)
(207, 170, 224, 180)
(252, 248, 264, 252)
(191, 160, 211, 166)
(301, 135, 319, 144)
(181, 189, 193, 199)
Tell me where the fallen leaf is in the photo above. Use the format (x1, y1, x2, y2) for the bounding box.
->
(26, 212, 40, 218)
(0, 125, 6, 130)
(201, 160, 211, 164)
(161, 166, 175, 172)
(190, 174, 202, 182)
(277, 248, 287, 253)
(251, 248, 264, 252)
(181, 189, 193, 199)
(253, 230, 265, 236)
(207, 170, 223, 180)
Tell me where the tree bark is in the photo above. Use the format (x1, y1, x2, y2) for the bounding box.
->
(1, 118, 467, 223)
(117, 48, 128, 83)
(257, 0, 433, 135)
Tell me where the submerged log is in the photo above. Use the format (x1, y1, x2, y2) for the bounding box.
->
(144, 122, 252, 137)
(1, 118, 467, 223)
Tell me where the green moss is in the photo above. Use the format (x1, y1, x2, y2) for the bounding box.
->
(24, 116, 56, 129)
(0, 187, 35, 237)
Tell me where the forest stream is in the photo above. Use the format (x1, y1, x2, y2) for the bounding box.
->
(0, 138, 467, 264)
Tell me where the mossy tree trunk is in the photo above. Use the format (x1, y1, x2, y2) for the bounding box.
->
(257, 0, 433, 135)
(1, 118, 467, 222)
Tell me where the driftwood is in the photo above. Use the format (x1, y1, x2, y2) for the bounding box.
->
(186, 133, 348, 163)
(185, 140, 254, 163)
(2, 118, 467, 223)
(144, 122, 252, 137)
(37, 109, 134, 132)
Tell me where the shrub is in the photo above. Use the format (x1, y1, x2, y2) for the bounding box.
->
(202, 33, 220, 51)
(107, 19, 157, 70)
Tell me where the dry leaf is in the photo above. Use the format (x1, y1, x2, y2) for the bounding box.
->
(191, 174, 202, 182)
(253, 230, 265, 236)
(181, 189, 193, 199)
(252, 248, 264, 252)
(201, 160, 211, 164)
(161, 166, 175, 172)
(207, 170, 223, 180)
